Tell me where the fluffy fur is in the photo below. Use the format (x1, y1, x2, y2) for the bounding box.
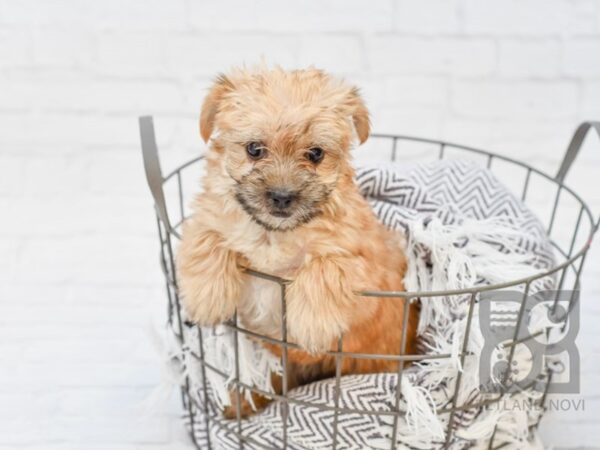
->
(177, 67, 418, 415)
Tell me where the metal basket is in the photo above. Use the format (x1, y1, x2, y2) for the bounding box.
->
(139, 117, 600, 449)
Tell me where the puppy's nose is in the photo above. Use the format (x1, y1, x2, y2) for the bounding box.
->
(267, 190, 295, 209)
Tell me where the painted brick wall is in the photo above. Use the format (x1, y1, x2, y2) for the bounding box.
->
(1, 1, 599, 448)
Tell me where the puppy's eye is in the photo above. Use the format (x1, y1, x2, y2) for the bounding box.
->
(246, 142, 266, 160)
(306, 147, 324, 164)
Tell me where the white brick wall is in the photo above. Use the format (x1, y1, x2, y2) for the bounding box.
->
(1, 0, 599, 448)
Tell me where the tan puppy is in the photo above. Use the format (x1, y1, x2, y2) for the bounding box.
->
(177, 67, 417, 415)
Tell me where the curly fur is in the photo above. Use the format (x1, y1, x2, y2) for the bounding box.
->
(177, 66, 418, 416)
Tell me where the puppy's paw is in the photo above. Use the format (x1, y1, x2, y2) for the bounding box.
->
(181, 274, 241, 326)
(285, 257, 359, 353)
(177, 228, 243, 326)
(286, 308, 347, 353)
(223, 388, 275, 419)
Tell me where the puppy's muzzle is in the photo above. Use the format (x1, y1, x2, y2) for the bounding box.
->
(267, 189, 296, 216)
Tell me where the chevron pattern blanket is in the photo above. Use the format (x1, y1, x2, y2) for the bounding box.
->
(175, 160, 556, 450)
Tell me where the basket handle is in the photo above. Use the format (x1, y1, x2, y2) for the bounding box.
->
(556, 121, 600, 233)
(139, 115, 172, 232)
(556, 121, 600, 183)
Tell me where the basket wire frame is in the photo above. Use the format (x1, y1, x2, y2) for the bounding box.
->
(140, 117, 600, 450)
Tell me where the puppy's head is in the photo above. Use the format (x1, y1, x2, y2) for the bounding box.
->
(200, 67, 370, 231)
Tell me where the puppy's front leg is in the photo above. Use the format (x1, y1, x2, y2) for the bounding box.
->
(286, 256, 364, 353)
(177, 226, 244, 325)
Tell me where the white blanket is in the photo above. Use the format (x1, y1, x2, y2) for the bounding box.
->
(173, 160, 556, 449)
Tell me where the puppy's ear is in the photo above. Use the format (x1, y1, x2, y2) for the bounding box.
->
(200, 74, 234, 143)
(347, 87, 370, 144)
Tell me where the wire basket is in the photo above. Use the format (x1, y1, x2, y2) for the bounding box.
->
(139, 117, 599, 449)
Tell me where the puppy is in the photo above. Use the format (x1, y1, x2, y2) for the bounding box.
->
(177, 67, 418, 416)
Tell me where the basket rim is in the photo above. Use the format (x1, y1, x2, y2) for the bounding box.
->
(161, 133, 597, 299)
